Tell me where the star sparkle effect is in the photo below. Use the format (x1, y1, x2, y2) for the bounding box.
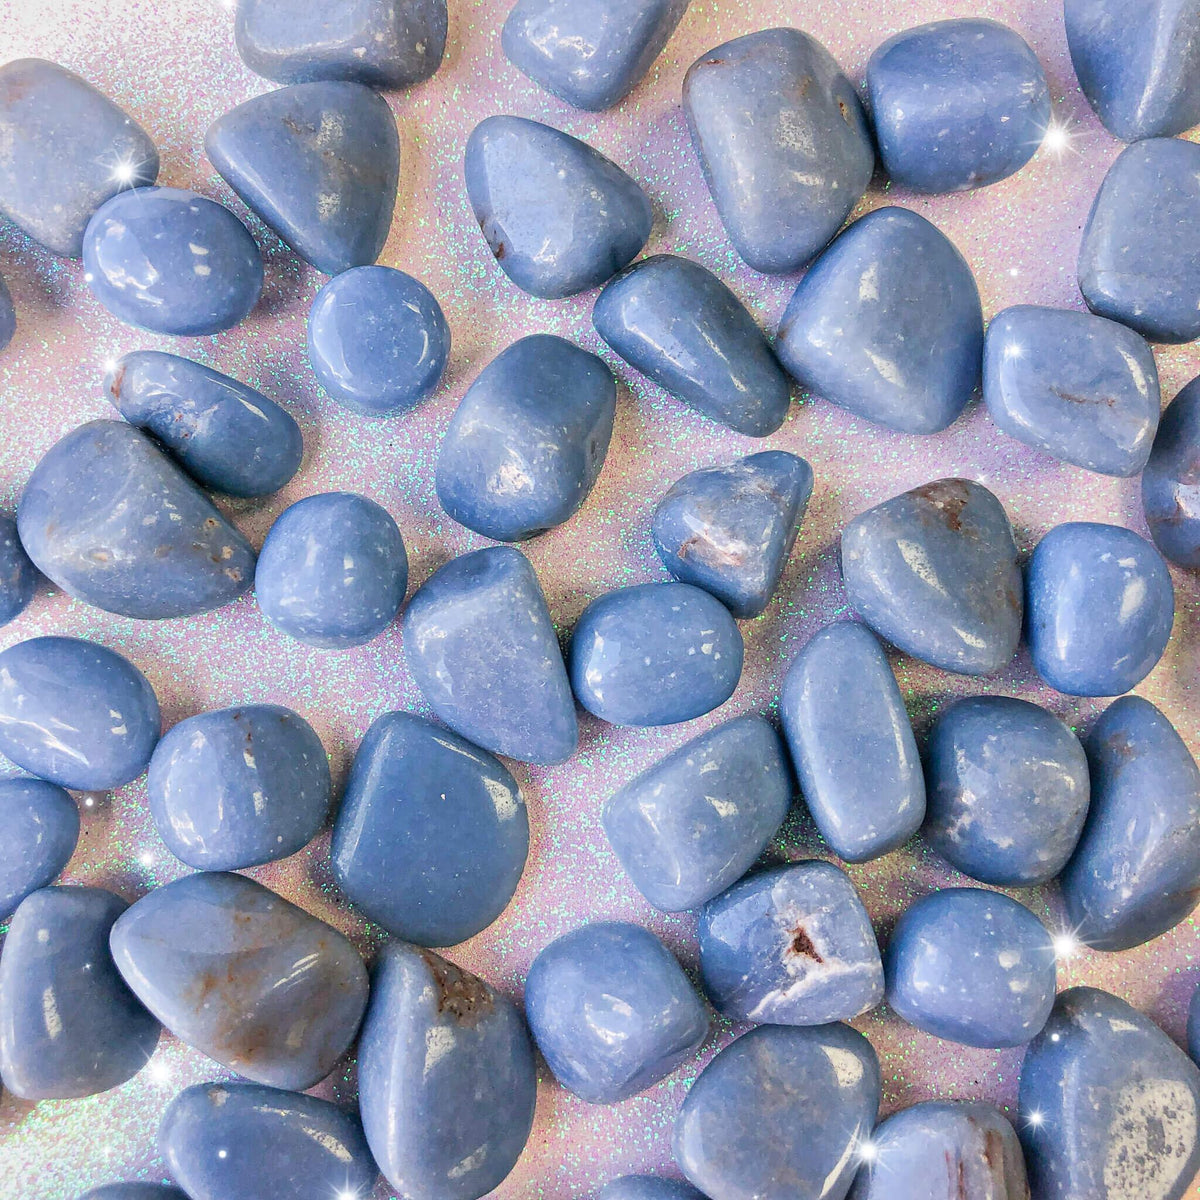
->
(1041, 117, 1081, 160)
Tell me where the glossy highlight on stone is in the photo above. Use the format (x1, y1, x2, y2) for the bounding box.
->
(0, 511, 37, 626)
(0, 777, 79, 920)
(599, 1178, 707, 1200)
(1143, 374, 1200, 568)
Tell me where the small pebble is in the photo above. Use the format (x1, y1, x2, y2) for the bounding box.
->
(0, 777, 79, 920)
(598, 1178, 707, 1200)
(0, 511, 37, 626)
(1189, 981, 1200, 1064)
(77, 1187, 187, 1200)
(0, 272, 14, 352)
(1143, 373, 1200, 568)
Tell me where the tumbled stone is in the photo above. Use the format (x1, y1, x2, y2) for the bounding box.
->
(0, 777, 79, 920)
(0, 272, 14, 352)
(1190, 981, 1200, 1064)
(1143, 373, 1200, 568)
(78, 1186, 188, 1200)
(0, 511, 37, 626)
(599, 1178, 707, 1200)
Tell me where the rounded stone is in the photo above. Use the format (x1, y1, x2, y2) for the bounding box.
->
(0, 777, 79, 921)
(0, 511, 37, 626)
(1143, 373, 1200, 568)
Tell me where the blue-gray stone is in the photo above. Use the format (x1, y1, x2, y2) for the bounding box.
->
(0, 636, 160, 790)
(599, 1178, 707, 1200)
(109, 871, 368, 1090)
(1190, 980, 1200, 1063)
(106, 351, 303, 499)
(0, 886, 159, 1099)
(1062, 695, 1200, 952)
(464, 115, 652, 299)
(331, 711, 528, 947)
(357, 942, 536, 1199)
(983, 304, 1160, 476)
(776, 207, 984, 434)
(924, 696, 1090, 888)
(699, 861, 884, 1025)
(0, 59, 158, 257)
(593, 254, 792, 436)
(674, 1023, 881, 1200)
(867, 19, 1050, 193)
(0, 272, 14, 352)
(18, 421, 256, 619)
(0, 511, 37, 626)
(1144, 373, 1200, 568)
(436, 334, 616, 541)
(82, 187, 263, 336)
(147, 704, 331, 871)
(1026, 522, 1174, 697)
(78, 1187, 187, 1200)
(780, 622, 925, 863)
(840, 478, 1022, 676)
(255, 492, 407, 648)
(403, 546, 577, 765)
(1079, 137, 1200, 344)
(602, 714, 791, 912)
(1018, 986, 1200, 1200)
(0, 777, 79, 920)
(525, 921, 708, 1103)
(682, 28, 873, 274)
(206, 80, 399, 276)
(885, 888, 1056, 1049)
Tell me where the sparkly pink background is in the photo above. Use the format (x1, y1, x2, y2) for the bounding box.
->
(0, 0, 1198, 1196)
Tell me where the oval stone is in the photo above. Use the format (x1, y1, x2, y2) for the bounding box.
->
(1143, 373, 1200, 568)
(0, 511, 37, 626)
(599, 1179, 707, 1200)
(0, 777, 79, 920)
(0, 271, 13, 353)
(78, 1187, 188, 1200)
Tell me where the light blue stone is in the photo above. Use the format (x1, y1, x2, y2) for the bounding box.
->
(0, 272, 14, 352)
(78, 1187, 187, 1200)
(599, 1177, 707, 1200)
(1190, 980, 1200, 1063)
(525, 921, 708, 1104)
(0, 511, 37, 626)
(1143, 373, 1200, 568)
(0, 777, 79, 920)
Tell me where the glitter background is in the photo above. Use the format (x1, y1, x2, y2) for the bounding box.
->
(0, 0, 1198, 1196)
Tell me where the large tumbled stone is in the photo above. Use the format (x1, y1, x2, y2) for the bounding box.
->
(0, 511, 37, 627)
(1143, 374, 1200, 568)
(0, 777, 79, 920)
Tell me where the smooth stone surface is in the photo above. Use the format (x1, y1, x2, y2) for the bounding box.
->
(307, 265, 449, 415)
(683, 28, 873, 274)
(331, 711, 528, 946)
(0, 58, 158, 257)
(0, 511, 37, 626)
(0, 886, 159, 1099)
(1143, 374, 1200, 567)
(0, 272, 13, 352)
(602, 715, 792, 912)
(599, 1178, 707, 1200)
(984, 305, 1160, 476)
(82, 187, 262, 336)
(206, 80, 399, 276)
(699, 861, 884, 1025)
(1019, 986, 1200, 1200)
(781, 622, 925, 862)
(403, 546, 577, 764)
(0, 777, 79, 920)
(776, 207, 984, 434)
(436, 334, 616, 541)
(885, 888, 1056, 1049)
(1190, 980, 1200, 1064)
(110, 871, 368, 1090)
(255, 492, 407, 648)
(78, 1187, 188, 1200)
(674, 1023, 881, 1200)
(357, 942, 537, 1199)
(1026, 522, 1174, 697)
(841, 478, 1022, 676)
(1062, 695, 1200, 952)
(19, 421, 256, 619)
(106, 351, 303, 498)
(525, 922, 708, 1104)
(1079, 137, 1200, 344)
(0, 636, 160, 790)
(147, 704, 331, 871)
(924, 696, 1091, 888)
(465, 115, 651, 299)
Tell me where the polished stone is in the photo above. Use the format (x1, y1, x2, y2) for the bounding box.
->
(1143, 374, 1200, 568)
(1190, 981, 1200, 1064)
(0, 272, 14, 352)
(78, 1187, 188, 1200)
(0, 511, 37, 626)
(599, 1178, 707, 1200)
(0, 777, 79, 920)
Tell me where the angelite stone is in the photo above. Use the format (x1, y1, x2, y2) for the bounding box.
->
(1078, 137, 1200, 344)
(983, 305, 1160, 477)
(866, 19, 1050, 193)
(147, 704, 331, 871)
(780, 622, 925, 862)
(357, 942, 537, 1200)
(82, 187, 263, 336)
(570, 582, 743, 726)
(683, 28, 873, 274)
(0, 272, 14, 352)
(19, 421, 256, 620)
(1061, 695, 1200, 952)
(255, 492, 408, 648)
(602, 714, 792, 911)
(436, 334, 616, 542)
(525, 922, 708, 1104)
(403, 546, 577, 764)
(776, 207, 984, 435)
(885, 888, 1056, 1049)
(110, 871, 368, 1090)
(1019, 986, 1200, 1200)
(0, 636, 160, 791)
(106, 351, 303, 499)
(159, 1081, 377, 1200)
(1190, 981, 1200, 1063)
(1026, 522, 1174, 697)
(1143, 374, 1200, 568)
(599, 1178, 707, 1200)
(698, 861, 884, 1025)
(78, 1187, 188, 1200)
(0, 887, 159, 1100)
(592, 254, 792, 437)
(206, 80, 399, 276)
(464, 115, 652, 299)
(674, 1023, 881, 1200)
(307, 265, 449, 415)
(331, 711, 528, 947)
(840, 478, 1022, 676)
(0, 59, 158, 257)
(0, 777, 79, 920)
(0, 511, 37, 626)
